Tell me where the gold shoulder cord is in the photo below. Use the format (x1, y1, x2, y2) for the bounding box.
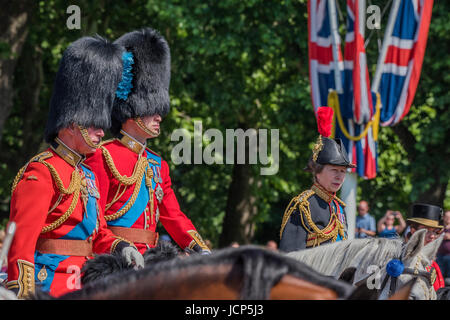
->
(280, 189, 344, 247)
(280, 190, 314, 240)
(101, 146, 149, 221)
(11, 151, 53, 195)
(301, 202, 344, 247)
(10, 151, 82, 234)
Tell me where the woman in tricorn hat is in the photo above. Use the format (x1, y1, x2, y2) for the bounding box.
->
(279, 107, 355, 252)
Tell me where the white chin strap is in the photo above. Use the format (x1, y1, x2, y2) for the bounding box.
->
(135, 117, 160, 138)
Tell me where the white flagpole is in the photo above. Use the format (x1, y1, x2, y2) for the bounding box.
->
(371, 0, 402, 93)
(328, 0, 343, 94)
(328, 0, 357, 239)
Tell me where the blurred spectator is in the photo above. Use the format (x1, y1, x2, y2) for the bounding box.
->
(230, 241, 239, 248)
(0, 229, 5, 250)
(436, 210, 450, 283)
(266, 240, 278, 251)
(377, 210, 406, 239)
(204, 239, 213, 251)
(355, 200, 376, 238)
(0, 229, 6, 274)
(159, 234, 172, 243)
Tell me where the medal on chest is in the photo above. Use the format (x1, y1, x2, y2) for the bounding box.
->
(155, 184, 164, 204)
(84, 171, 100, 199)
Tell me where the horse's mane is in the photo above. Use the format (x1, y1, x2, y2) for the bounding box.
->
(287, 238, 404, 283)
(49, 244, 353, 300)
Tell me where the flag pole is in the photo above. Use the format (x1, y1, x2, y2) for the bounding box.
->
(371, 0, 401, 93)
(328, 0, 343, 94)
(328, 0, 356, 239)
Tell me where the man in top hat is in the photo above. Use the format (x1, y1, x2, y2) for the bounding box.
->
(405, 203, 445, 291)
(279, 107, 355, 252)
(7, 36, 144, 298)
(84, 28, 210, 255)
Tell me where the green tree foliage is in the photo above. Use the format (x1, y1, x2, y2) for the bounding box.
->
(0, 0, 448, 246)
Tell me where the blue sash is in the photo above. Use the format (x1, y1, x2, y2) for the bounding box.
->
(35, 165, 99, 292)
(107, 151, 162, 228)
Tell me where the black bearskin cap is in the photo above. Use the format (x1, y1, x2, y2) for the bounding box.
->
(44, 36, 124, 143)
(111, 27, 171, 135)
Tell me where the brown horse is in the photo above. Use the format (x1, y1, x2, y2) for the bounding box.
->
(32, 244, 414, 300)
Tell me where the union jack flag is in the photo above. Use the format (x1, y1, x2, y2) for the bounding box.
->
(308, 0, 344, 114)
(372, 0, 433, 126)
(308, 0, 377, 179)
(307, 0, 432, 179)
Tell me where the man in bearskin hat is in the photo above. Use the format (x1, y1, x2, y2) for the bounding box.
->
(7, 36, 144, 298)
(404, 203, 446, 291)
(279, 107, 355, 252)
(84, 28, 210, 255)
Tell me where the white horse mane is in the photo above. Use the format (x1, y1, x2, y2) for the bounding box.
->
(286, 237, 403, 283)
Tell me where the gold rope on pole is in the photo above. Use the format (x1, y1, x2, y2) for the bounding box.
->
(327, 90, 381, 142)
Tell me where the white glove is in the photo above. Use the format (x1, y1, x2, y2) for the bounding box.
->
(121, 247, 145, 270)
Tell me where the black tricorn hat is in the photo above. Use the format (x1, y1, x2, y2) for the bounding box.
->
(407, 203, 444, 229)
(315, 136, 355, 167)
(44, 35, 124, 143)
(111, 27, 171, 135)
(305, 107, 356, 170)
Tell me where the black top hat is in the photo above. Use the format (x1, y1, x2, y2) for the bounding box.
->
(306, 107, 356, 170)
(407, 203, 444, 229)
(111, 27, 171, 135)
(44, 36, 124, 143)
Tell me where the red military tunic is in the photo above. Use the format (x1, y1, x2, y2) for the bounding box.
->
(84, 130, 210, 254)
(7, 140, 132, 298)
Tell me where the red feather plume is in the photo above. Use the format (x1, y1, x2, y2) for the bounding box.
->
(316, 106, 334, 137)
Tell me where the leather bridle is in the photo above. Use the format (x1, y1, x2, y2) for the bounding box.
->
(380, 255, 437, 298)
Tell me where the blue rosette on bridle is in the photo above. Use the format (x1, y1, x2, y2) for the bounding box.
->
(116, 51, 134, 100)
(386, 259, 405, 278)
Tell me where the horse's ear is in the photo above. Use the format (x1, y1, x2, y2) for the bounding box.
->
(339, 267, 357, 284)
(402, 229, 426, 260)
(421, 233, 444, 261)
(388, 278, 417, 300)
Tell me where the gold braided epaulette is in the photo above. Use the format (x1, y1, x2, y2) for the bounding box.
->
(11, 151, 53, 195)
(279, 189, 315, 240)
(10, 150, 82, 234)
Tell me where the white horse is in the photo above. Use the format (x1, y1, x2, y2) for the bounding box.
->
(286, 229, 443, 300)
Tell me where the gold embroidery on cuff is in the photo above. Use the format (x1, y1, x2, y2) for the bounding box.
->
(110, 236, 136, 254)
(187, 230, 210, 252)
(16, 259, 35, 299)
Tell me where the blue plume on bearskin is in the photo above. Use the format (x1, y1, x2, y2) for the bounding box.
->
(115, 51, 135, 101)
(44, 35, 124, 143)
(111, 27, 171, 135)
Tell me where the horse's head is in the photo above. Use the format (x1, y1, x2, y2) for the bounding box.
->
(379, 229, 444, 300)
